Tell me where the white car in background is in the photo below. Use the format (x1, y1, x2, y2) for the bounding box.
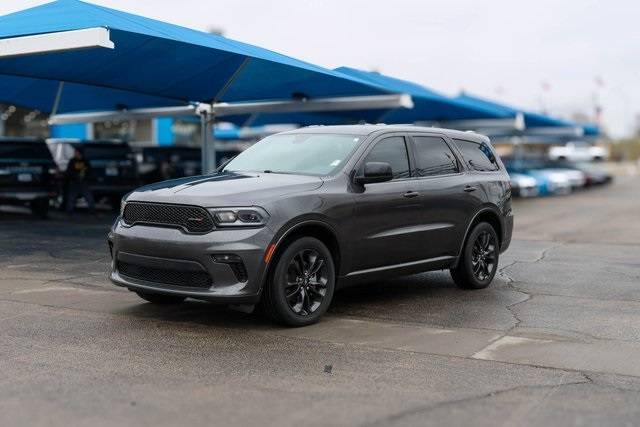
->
(542, 167, 587, 189)
(548, 141, 608, 162)
(509, 173, 539, 198)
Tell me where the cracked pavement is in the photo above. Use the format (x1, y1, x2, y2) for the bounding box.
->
(1, 174, 639, 426)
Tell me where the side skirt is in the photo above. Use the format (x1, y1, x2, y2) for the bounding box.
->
(337, 255, 457, 289)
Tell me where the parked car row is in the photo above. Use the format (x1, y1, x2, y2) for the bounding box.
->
(0, 137, 615, 216)
(0, 138, 58, 217)
(0, 138, 242, 216)
(506, 157, 613, 198)
(548, 141, 608, 162)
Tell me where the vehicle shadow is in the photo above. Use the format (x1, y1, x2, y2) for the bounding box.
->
(113, 269, 518, 332)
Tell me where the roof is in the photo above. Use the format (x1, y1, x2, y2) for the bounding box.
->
(282, 124, 490, 142)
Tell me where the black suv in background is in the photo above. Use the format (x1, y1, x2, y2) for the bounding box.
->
(0, 138, 58, 217)
(135, 146, 201, 185)
(48, 139, 139, 209)
(110, 125, 513, 326)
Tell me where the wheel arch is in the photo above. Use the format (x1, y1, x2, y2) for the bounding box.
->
(260, 219, 343, 294)
(455, 206, 504, 264)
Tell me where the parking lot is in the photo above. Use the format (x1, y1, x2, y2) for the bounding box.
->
(1, 168, 639, 427)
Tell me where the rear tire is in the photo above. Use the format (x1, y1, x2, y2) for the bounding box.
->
(261, 237, 335, 327)
(450, 222, 499, 289)
(135, 292, 186, 305)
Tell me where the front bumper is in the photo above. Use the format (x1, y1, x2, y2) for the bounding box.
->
(108, 218, 274, 304)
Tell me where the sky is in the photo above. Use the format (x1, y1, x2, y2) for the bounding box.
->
(2, 0, 640, 137)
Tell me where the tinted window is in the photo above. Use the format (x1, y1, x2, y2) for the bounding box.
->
(81, 145, 131, 160)
(363, 136, 410, 179)
(453, 139, 499, 171)
(412, 136, 459, 176)
(0, 141, 52, 160)
(223, 133, 362, 176)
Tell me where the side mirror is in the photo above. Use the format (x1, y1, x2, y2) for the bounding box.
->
(355, 162, 393, 185)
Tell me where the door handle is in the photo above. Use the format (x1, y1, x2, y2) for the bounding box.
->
(403, 191, 420, 198)
(463, 185, 477, 192)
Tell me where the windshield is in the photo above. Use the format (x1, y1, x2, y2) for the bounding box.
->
(222, 133, 363, 176)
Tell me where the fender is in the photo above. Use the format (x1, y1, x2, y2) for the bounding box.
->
(453, 205, 504, 266)
(258, 216, 345, 294)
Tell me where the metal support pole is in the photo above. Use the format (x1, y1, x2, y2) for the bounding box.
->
(200, 109, 217, 174)
(0, 106, 5, 137)
(200, 110, 209, 173)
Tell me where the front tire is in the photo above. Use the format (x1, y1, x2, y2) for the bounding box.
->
(135, 292, 186, 305)
(261, 237, 336, 327)
(451, 222, 499, 289)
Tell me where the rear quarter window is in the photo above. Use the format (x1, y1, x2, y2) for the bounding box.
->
(453, 138, 499, 172)
(411, 135, 459, 177)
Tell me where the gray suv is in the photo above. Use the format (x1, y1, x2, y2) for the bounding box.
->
(109, 125, 513, 326)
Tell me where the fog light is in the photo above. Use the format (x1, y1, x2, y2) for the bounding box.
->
(212, 254, 248, 282)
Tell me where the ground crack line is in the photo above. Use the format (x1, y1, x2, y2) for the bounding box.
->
(360, 378, 591, 427)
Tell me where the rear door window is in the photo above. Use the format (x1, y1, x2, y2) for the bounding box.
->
(362, 136, 411, 179)
(453, 139, 499, 171)
(412, 136, 459, 177)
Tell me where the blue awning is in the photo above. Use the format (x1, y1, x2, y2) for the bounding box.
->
(229, 67, 513, 127)
(581, 123, 600, 137)
(335, 68, 512, 122)
(0, 0, 391, 114)
(0, 74, 182, 113)
(456, 93, 570, 128)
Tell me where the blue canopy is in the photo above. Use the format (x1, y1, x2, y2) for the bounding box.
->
(0, 74, 182, 113)
(456, 93, 570, 128)
(228, 67, 513, 127)
(581, 123, 600, 137)
(0, 0, 391, 114)
(335, 68, 512, 122)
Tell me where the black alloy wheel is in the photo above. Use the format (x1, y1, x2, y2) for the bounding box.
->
(471, 230, 497, 282)
(450, 222, 499, 289)
(284, 249, 329, 316)
(262, 237, 335, 326)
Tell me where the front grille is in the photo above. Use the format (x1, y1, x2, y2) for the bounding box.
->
(117, 260, 212, 288)
(123, 202, 214, 233)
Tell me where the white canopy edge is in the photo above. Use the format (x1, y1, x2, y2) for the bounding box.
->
(416, 113, 526, 133)
(0, 27, 114, 59)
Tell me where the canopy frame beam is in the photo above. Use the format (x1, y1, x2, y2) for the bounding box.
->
(48, 93, 414, 174)
(0, 27, 114, 59)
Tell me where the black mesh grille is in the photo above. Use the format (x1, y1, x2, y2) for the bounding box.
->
(117, 260, 212, 288)
(123, 202, 214, 233)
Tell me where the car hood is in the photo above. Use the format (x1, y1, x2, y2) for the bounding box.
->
(126, 171, 324, 206)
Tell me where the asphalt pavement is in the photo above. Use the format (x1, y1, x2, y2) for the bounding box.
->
(1, 172, 639, 427)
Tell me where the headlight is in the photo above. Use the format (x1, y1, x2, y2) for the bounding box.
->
(120, 199, 126, 216)
(208, 207, 269, 227)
